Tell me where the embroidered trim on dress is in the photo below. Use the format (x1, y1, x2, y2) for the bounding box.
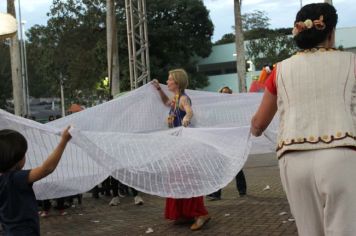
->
(296, 47, 337, 55)
(276, 132, 356, 151)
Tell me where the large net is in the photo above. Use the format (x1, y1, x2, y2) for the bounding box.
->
(0, 82, 277, 199)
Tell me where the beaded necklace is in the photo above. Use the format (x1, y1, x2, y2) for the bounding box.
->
(167, 93, 182, 128)
(174, 93, 180, 111)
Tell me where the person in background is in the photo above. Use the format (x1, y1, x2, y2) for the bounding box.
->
(207, 86, 247, 201)
(251, 3, 356, 235)
(109, 178, 144, 206)
(152, 69, 211, 231)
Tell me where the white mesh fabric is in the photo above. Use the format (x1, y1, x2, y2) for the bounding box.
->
(0, 82, 277, 199)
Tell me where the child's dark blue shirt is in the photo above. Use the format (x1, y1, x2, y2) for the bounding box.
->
(0, 170, 39, 235)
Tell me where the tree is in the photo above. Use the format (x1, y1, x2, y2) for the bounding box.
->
(146, 0, 213, 89)
(25, 0, 213, 97)
(247, 33, 296, 69)
(234, 0, 246, 92)
(241, 10, 270, 32)
(242, 12, 295, 69)
(7, 0, 24, 115)
(215, 10, 295, 71)
(106, 0, 120, 96)
(244, 28, 292, 41)
(214, 33, 235, 45)
(27, 0, 108, 101)
(0, 42, 13, 109)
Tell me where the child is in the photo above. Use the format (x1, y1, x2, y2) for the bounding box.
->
(0, 127, 71, 235)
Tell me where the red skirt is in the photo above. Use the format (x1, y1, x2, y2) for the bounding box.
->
(164, 197, 208, 220)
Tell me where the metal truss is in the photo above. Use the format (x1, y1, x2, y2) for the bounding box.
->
(125, 0, 151, 90)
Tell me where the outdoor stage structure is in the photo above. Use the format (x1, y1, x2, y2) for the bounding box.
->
(125, 0, 151, 90)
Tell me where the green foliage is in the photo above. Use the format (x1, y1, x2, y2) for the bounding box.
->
(247, 34, 297, 69)
(215, 10, 296, 70)
(241, 10, 270, 32)
(146, 0, 213, 89)
(1, 0, 212, 104)
(244, 28, 293, 41)
(214, 33, 235, 45)
(28, 0, 108, 100)
(245, 27, 296, 70)
(0, 42, 12, 109)
(18, 0, 212, 103)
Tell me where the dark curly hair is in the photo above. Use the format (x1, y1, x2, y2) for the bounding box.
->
(294, 3, 338, 49)
(0, 129, 28, 172)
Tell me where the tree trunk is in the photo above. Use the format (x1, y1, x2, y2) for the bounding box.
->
(106, 0, 120, 97)
(7, 0, 24, 115)
(234, 0, 247, 93)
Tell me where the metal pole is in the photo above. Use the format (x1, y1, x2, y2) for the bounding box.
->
(60, 75, 65, 117)
(107, 0, 113, 96)
(8, 0, 24, 116)
(142, 0, 150, 82)
(125, 0, 150, 89)
(300, 0, 302, 8)
(22, 20, 30, 115)
(125, 0, 135, 90)
(18, 0, 27, 115)
(129, 0, 138, 89)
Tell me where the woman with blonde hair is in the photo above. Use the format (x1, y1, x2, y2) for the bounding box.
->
(152, 69, 210, 231)
(251, 3, 356, 235)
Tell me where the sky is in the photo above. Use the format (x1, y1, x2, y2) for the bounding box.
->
(0, 0, 355, 42)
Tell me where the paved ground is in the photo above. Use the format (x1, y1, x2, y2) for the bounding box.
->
(3, 153, 299, 235)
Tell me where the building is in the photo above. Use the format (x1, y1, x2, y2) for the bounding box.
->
(336, 27, 356, 54)
(197, 26, 356, 92)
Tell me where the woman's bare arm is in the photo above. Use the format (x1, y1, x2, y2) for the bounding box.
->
(251, 90, 277, 136)
(152, 80, 170, 106)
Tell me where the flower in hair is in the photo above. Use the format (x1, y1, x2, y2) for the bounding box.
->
(292, 15, 326, 36)
(304, 19, 313, 29)
(314, 15, 326, 30)
(292, 22, 306, 36)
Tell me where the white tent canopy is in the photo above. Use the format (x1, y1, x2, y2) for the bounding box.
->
(0, 12, 17, 38)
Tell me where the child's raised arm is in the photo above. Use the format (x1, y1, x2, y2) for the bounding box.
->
(28, 126, 72, 183)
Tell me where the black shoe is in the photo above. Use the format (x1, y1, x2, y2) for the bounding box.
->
(206, 195, 221, 201)
(239, 192, 246, 197)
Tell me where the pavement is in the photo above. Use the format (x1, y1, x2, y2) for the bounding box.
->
(2, 153, 299, 235)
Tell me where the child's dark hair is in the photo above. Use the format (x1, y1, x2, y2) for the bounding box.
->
(0, 129, 28, 172)
(294, 3, 338, 49)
